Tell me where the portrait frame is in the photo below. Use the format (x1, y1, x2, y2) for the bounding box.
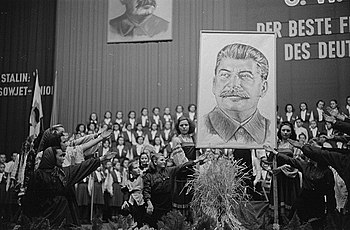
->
(196, 31, 277, 149)
(107, 0, 173, 43)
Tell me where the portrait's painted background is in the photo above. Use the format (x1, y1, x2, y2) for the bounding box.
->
(196, 31, 277, 149)
(0, 0, 349, 155)
(107, 0, 173, 43)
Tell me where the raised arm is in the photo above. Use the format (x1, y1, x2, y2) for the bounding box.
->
(263, 145, 304, 172)
(301, 144, 346, 173)
(64, 151, 116, 186)
(79, 129, 112, 153)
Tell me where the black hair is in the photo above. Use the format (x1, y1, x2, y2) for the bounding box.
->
(175, 105, 184, 112)
(299, 102, 308, 110)
(188, 104, 196, 111)
(316, 100, 325, 107)
(89, 112, 98, 121)
(152, 107, 160, 113)
(75, 123, 86, 133)
(104, 110, 112, 118)
(175, 116, 196, 135)
(128, 110, 136, 118)
(284, 104, 294, 113)
(277, 121, 297, 141)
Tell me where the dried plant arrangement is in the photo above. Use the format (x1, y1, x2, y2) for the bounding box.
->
(187, 156, 251, 230)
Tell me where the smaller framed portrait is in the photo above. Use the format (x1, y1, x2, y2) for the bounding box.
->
(107, 0, 173, 43)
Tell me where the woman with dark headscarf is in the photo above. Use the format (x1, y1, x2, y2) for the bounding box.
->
(23, 146, 115, 228)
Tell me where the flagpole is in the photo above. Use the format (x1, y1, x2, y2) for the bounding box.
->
(90, 173, 94, 222)
(273, 155, 279, 230)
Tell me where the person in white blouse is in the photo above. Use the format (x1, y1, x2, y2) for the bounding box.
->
(296, 102, 311, 128)
(294, 118, 309, 141)
(150, 107, 163, 130)
(310, 100, 325, 130)
(127, 111, 137, 130)
(187, 104, 197, 123)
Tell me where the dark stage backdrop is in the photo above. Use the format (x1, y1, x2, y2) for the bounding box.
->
(0, 0, 56, 155)
(54, 0, 350, 134)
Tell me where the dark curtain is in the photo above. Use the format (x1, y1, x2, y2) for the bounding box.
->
(0, 0, 56, 156)
(54, 0, 350, 134)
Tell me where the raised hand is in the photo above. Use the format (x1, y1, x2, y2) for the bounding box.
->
(323, 113, 336, 123)
(100, 151, 116, 161)
(326, 106, 339, 117)
(146, 201, 154, 214)
(287, 139, 303, 149)
(100, 129, 113, 139)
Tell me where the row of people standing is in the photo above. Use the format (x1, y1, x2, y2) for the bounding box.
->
(77, 104, 198, 137)
(277, 97, 350, 129)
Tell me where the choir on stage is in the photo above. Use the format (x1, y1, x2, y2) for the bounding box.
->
(1, 98, 350, 229)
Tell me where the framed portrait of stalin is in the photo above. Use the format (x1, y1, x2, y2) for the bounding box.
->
(107, 0, 172, 43)
(196, 31, 277, 149)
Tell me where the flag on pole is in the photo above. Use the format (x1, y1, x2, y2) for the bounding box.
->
(29, 69, 43, 137)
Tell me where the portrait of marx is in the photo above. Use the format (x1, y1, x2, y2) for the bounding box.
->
(108, 0, 172, 43)
(197, 33, 276, 149)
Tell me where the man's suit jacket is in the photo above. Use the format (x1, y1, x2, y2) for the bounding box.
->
(109, 14, 169, 37)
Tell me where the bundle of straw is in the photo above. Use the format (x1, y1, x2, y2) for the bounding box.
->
(187, 157, 250, 230)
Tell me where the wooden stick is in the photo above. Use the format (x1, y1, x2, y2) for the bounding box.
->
(272, 155, 279, 230)
(90, 173, 94, 222)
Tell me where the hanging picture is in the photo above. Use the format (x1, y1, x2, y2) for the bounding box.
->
(107, 0, 172, 43)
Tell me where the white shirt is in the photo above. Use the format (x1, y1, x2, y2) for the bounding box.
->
(102, 147, 109, 156)
(136, 144, 144, 156)
(126, 130, 132, 140)
(317, 108, 323, 121)
(189, 112, 196, 121)
(300, 110, 306, 121)
(286, 112, 293, 122)
(141, 116, 148, 127)
(151, 130, 157, 140)
(310, 127, 318, 138)
(117, 145, 124, 156)
(136, 130, 143, 137)
(176, 112, 183, 119)
(0, 172, 4, 183)
(114, 131, 120, 139)
(153, 115, 160, 125)
(326, 128, 334, 137)
(129, 118, 135, 129)
(5, 161, 14, 173)
(115, 118, 123, 125)
(154, 145, 161, 153)
(163, 114, 171, 122)
(164, 129, 170, 140)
